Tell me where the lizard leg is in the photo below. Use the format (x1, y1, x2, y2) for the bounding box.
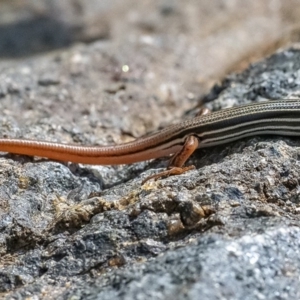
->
(142, 135, 199, 184)
(142, 107, 210, 184)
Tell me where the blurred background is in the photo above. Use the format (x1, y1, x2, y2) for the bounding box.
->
(1, 0, 300, 82)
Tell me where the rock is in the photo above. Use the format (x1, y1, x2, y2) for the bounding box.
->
(1, 44, 300, 299)
(1, 1, 300, 299)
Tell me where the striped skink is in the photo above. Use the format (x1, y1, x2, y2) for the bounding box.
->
(0, 99, 300, 182)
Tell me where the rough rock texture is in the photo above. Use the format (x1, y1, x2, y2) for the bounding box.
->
(1, 46, 300, 299)
(1, 1, 300, 300)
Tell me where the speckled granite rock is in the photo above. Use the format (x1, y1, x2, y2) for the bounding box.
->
(1, 43, 300, 299)
(1, 1, 300, 298)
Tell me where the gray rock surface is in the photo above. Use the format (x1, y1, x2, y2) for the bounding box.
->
(1, 1, 300, 299)
(1, 45, 300, 299)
